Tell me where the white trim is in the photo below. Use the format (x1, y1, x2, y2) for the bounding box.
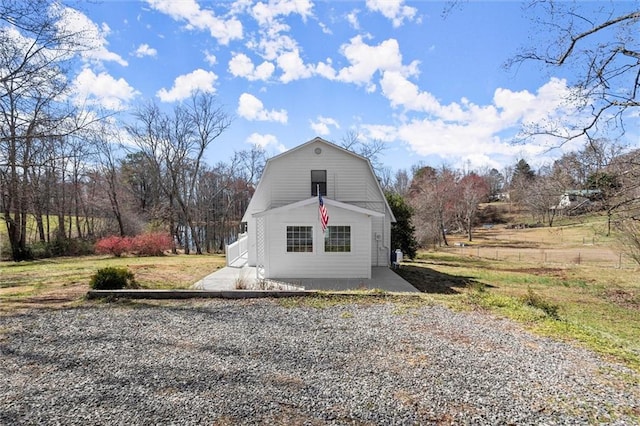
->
(253, 196, 385, 218)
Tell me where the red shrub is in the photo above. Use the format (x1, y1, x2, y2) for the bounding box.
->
(131, 232, 173, 256)
(95, 233, 172, 257)
(95, 236, 133, 257)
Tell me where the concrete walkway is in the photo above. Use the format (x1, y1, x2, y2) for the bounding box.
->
(194, 265, 418, 293)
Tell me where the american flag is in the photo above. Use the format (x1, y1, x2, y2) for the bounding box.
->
(319, 193, 329, 232)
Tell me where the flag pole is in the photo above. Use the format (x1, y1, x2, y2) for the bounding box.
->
(316, 183, 324, 233)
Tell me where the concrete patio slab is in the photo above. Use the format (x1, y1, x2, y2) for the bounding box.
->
(194, 265, 418, 293)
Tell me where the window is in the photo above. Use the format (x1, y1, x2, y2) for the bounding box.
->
(325, 226, 351, 252)
(286, 226, 313, 252)
(311, 170, 327, 196)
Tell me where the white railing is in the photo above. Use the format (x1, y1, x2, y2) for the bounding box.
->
(225, 233, 248, 267)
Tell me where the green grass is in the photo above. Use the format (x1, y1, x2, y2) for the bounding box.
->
(399, 250, 640, 373)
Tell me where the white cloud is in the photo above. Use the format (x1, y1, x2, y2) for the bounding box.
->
(204, 50, 217, 66)
(361, 124, 397, 142)
(58, 7, 127, 66)
(310, 116, 340, 136)
(251, 0, 314, 26)
(228, 53, 275, 81)
(72, 68, 139, 110)
(156, 69, 217, 102)
(346, 10, 360, 29)
(277, 49, 314, 83)
(134, 43, 157, 58)
(146, 0, 242, 45)
(366, 0, 417, 28)
(237, 93, 288, 123)
(319, 21, 332, 35)
(381, 77, 585, 169)
(249, 28, 297, 61)
(315, 60, 337, 80)
(336, 36, 419, 90)
(380, 71, 442, 114)
(246, 133, 287, 153)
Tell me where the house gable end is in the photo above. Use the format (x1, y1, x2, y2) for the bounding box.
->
(242, 137, 395, 222)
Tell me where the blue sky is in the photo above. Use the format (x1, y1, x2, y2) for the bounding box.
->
(63, 0, 639, 173)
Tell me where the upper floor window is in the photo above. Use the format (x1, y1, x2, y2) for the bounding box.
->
(311, 170, 327, 196)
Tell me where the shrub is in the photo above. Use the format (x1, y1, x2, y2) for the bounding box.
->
(95, 233, 172, 257)
(95, 236, 133, 257)
(89, 267, 137, 290)
(50, 238, 96, 257)
(132, 232, 172, 256)
(521, 287, 561, 320)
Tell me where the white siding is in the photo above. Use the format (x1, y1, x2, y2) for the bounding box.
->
(255, 140, 381, 207)
(242, 138, 394, 273)
(263, 203, 372, 279)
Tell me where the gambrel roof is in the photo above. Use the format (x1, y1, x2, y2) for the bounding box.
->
(242, 137, 396, 223)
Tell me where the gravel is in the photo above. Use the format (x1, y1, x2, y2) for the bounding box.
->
(1, 298, 639, 425)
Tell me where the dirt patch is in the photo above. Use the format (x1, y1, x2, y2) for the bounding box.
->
(501, 267, 568, 278)
(605, 288, 640, 310)
(0, 283, 88, 314)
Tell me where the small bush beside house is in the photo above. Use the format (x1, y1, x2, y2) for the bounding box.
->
(89, 267, 137, 290)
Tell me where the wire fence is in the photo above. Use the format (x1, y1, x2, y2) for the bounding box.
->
(449, 244, 638, 269)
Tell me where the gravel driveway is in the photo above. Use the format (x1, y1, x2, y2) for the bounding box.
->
(1, 298, 638, 425)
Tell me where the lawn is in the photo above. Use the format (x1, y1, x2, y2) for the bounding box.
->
(0, 254, 225, 312)
(395, 218, 640, 373)
(2, 210, 639, 374)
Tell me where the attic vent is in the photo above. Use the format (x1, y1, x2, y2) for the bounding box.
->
(314, 147, 322, 155)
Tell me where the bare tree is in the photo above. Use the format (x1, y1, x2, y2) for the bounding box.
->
(92, 125, 129, 237)
(455, 173, 489, 241)
(127, 92, 232, 254)
(392, 169, 411, 196)
(236, 144, 266, 187)
(508, 2, 639, 145)
(409, 166, 457, 247)
(524, 173, 563, 227)
(0, 0, 95, 260)
(338, 130, 387, 176)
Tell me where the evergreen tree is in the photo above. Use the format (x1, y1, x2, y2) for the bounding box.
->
(386, 192, 418, 260)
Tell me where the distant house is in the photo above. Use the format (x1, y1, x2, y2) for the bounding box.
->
(557, 189, 601, 212)
(239, 137, 396, 280)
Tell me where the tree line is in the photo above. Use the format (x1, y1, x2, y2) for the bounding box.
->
(2, 1, 639, 263)
(384, 138, 640, 264)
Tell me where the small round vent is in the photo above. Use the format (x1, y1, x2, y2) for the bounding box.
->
(314, 147, 322, 155)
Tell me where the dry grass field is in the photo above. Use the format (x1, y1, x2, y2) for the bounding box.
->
(447, 216, 631, 268)
(0, 254, 226, 313)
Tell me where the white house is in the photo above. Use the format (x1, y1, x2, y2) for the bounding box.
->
(556, 189, 601, 211)
(239, 137, 396, 280)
